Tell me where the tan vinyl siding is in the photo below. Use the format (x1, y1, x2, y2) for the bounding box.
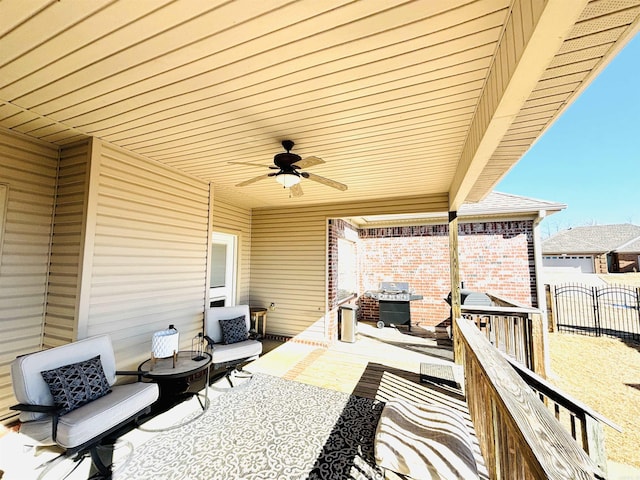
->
(212, 198, 251, 305)
(43, 140, 91, 348)
(0, 129, 58, 420)
(250, 194, 448, 340)
(84, 141, 210, 369)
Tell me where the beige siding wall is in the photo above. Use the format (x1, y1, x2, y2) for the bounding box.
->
(251, 194, 448, 341)
(43, 140, 91, 348)
(82, 141, 211, 369)
(0, 129, 58, 420)
(211, 197, 251, 305)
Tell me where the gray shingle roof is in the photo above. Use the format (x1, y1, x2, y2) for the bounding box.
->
(542, 224, 640, 254)
(459, 191, 566, 216)
(357, 191, 566, 225)
(617, 236, 640, 253)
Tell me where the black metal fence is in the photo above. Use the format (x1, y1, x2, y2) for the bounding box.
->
(550, 283, 640, 341)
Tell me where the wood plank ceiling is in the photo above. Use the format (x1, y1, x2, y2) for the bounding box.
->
(1, 0, 639, 209)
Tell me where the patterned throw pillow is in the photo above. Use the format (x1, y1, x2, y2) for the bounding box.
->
(41, 355, 111, 415)
(219, 315, 249, 345)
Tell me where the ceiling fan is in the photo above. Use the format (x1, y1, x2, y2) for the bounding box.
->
(231, 140, 348, 197)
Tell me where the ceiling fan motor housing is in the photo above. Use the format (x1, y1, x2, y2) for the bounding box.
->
(274, 140, 302, 169)
(274, 152, 301, 168)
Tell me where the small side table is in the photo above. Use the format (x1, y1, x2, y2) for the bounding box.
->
(138, 350, 211, 418)
(250, 307, 267, 337)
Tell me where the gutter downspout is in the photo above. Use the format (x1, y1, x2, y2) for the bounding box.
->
(532, 209, 550, 375)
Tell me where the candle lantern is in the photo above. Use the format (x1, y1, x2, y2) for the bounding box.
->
(192, 332, 206, 361)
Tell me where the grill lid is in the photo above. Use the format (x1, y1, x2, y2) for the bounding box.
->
(445, 289, 492, 306)
(379, 281, 409, 293)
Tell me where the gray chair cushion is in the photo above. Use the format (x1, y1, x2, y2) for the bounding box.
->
(205, 305, 251, 343)
(210, 340, 262, 365)
(12, 335, 160, 451)
(11, 335, 117, 422)
(19, 382, 159, 449)
(205, 305, 262, 368)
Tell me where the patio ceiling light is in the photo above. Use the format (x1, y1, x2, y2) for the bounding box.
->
(275, 173, 301, 188)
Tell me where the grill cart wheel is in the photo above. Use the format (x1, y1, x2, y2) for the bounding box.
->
(376, 321, 385, 329)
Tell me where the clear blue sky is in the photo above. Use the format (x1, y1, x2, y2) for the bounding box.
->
(497, 33, 640, 237)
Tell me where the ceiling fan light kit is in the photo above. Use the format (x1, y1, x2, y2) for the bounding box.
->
(232, 140, 347, 197)
(275, 173, 301, 187)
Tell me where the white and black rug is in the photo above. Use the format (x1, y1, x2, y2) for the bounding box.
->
(117, 373, 385, 480)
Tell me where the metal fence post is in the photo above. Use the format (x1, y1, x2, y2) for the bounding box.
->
(592, 286, 601, 337)
(636, 287, 640, 334)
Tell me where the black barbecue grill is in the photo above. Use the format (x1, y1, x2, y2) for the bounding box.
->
(365, 282, 423, 330)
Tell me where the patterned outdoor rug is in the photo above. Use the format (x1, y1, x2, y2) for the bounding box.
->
(117, 373, 385, 480)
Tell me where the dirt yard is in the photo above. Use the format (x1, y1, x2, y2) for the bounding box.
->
(548, 332, 640, 468)
(600, 272, 640, 287)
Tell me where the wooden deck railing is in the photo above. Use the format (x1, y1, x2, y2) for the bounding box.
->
(460, 303, 546, 377)
(506, 354, 621, 475)
(455, 317, 607, 480)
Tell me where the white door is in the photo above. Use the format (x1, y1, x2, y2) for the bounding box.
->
(209, 232, 237, 307)
(542, 255, 595, 273)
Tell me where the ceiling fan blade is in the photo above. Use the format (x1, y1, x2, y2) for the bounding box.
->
(235, 174, 271, 187)
(305, 172, 348, 191)
(228, 161, 271, 168)
(290, 183, 304, 197)
(293, 156, 324, 169)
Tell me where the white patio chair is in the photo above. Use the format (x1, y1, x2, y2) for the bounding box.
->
(10, 335, 159, 476)
(204, 305, 263, 386)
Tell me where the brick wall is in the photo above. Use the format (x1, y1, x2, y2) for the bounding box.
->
(327, 219, 359, 342)
(346, 220, 536, 328)
(594, 253, 609, 273)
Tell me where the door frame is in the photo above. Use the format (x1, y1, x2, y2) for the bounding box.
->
(209, 231, 238, 307)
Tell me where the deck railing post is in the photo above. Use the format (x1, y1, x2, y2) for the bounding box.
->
(530, 312, 546, 377)
(546, 284, 556, 332)
(449, 210, 462, 363)
(583, 415, 608, 476)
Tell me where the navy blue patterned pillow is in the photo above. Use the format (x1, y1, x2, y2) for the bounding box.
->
(41, 355, 111, 415)
(219, 315, 248, 345)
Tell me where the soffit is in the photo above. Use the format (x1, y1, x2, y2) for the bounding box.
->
(468, 0, 640, 200)
(1, 0, 638, 210)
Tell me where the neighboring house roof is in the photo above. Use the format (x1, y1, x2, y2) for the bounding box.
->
(350, 191, 565, 226)
(542, 224, 640, 254)
(617, 236, 640, 253)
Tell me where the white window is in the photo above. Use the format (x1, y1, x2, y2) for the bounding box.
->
(337, 237, 357, 301)
(209, 232, 237, 307)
